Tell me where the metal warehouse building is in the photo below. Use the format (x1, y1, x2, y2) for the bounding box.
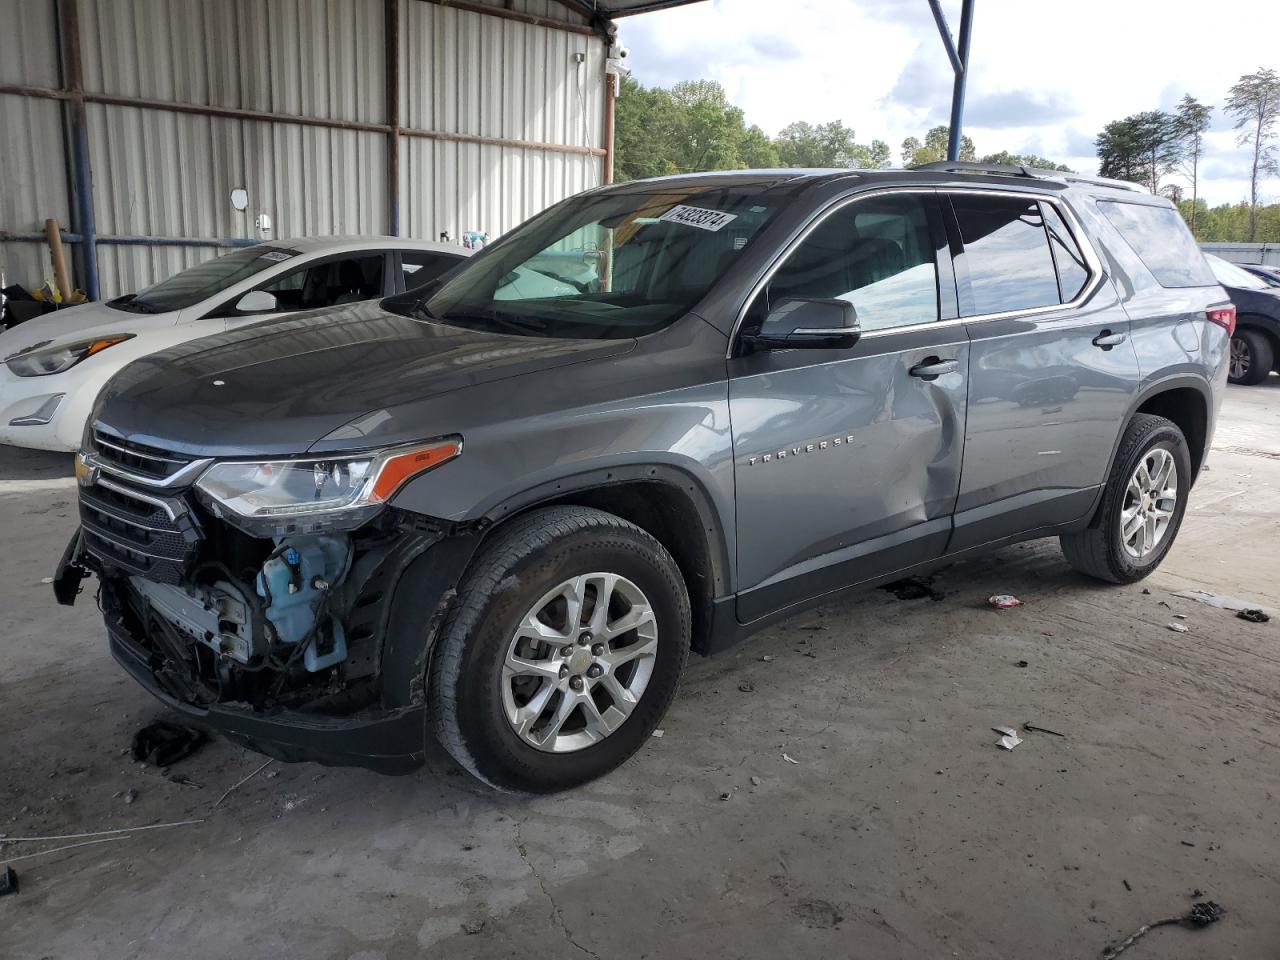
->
(1, 0, 665, 301)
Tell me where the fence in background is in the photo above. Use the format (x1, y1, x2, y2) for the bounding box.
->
(1200, 243, 1280, 267)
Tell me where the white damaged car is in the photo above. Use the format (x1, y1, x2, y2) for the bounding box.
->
(0, 236, 467, 451)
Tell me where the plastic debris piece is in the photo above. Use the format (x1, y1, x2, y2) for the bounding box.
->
(1237, 608, 1270, 624)
(750, 775, 762, 786)
(1173, 613, 1188, 620)
(1016, 660, 1029, 668)
(651, 728, 664, 739)
(992, 726, 1022, 750)
(782, 753, 799, 764)
(988, 594, 1023, 609)
(759, 655, 776, 662)
(1168, 622, 1189, 633)
(0, 866, 16, 897)
(719, 791, 732, 801)
(738, 680, 755, 693)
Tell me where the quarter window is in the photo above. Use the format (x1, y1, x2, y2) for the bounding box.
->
(765, 194, 940, 332)
(951, 195, 1060, 316)
(1097, 200, 1216, 288)
(401, 250, 465, 291)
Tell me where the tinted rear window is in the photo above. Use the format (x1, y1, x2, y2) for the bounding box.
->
(1097, 201, 1215, 288)
(951, 195, 1060, 315)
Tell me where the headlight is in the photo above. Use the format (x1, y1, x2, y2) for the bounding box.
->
(194, 437, 462, 534)
(5, 335, 135, 377)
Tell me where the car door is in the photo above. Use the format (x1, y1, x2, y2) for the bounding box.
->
(727, 189, 969, 622)
(946, 191, 1141, 551)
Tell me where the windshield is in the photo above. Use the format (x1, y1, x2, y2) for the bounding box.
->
(1207, 254, 1272, 292)
(392, 185, 784, 339)
(110, 246, 299, 313)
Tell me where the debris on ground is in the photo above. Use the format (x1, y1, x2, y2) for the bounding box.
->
(759, 655, 775, 663)
(1023, 722, 1067, 738)
(1174, 589, 1265, 612)
(1016, 660, 1029, 668)
(719, 792, 732, 801)
(988, 594, 1023, 610)
(1168, 623, 1189, 633)
(123, 788, 138, 805)
(1101, 901, 1226, 959)
(0, 866, 17, 897)
(782, 753, 799, 764)
(738, 680, 756, 693)
(651, 728, 664, 739)
(750, 776, 762, 786)
(167, 774, 202, 788)
(1122, 879, 1132, 891)
(461, 918, 486, 936)
(1237, 608, 1270, 624)
(881, 576, 944, 601)
(993, 725, 1023, 750)
(1172, 613, 1188, 620)
(131, 721, 209, 767)
(212, 759, 273, 809)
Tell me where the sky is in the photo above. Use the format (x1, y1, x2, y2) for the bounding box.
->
(616, 0, 1280, 206)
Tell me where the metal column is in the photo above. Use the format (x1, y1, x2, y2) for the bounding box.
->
(927, 0, 975, 163)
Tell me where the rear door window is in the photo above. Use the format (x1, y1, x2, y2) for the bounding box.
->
(1097, 200, 1215, 287)
(950, 195, 1060, 316)
(1040, 202, 1090, 301)
(401, 250, 465, 291)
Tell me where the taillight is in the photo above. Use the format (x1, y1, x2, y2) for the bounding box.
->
(1207, 305, 1236, 336)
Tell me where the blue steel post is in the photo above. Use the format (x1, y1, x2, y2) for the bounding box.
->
(946, 0, 974, 163)
(57, 0, 100, 301)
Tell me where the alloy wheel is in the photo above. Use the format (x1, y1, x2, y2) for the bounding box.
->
(1230, 336, 1250, 380)
(501, 572, 658, 753)
(1120, 447, 1178, 560)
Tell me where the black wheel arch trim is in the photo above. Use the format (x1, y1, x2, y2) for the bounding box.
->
(475, 462, 733, 599)
(1110, 374, 1213, 483)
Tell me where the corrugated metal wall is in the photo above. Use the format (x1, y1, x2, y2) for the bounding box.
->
(0, 0, 606, 299)
(0, 0, 68, 290)
(1201, 242, 1280, 268)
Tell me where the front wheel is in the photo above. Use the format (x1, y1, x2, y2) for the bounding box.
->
(1060, 413, 1191, 584)
(430, 506, 690, 793)
(1229, 328, 1274, 385)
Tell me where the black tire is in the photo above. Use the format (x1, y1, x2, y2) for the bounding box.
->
(429, 505, 690, 793)
(1229, 328, 1274, 385)
(1060, 413, 1191, 584)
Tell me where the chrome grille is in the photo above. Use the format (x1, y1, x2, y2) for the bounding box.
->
(79, 477, 200, 584)
(93, 429, 195, 483)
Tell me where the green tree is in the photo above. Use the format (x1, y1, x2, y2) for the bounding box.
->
(1172, 95, 1212, 237)
(978, 150, 1072, 171)
(901, 125, 975, 166)
(1096, 112, 1179, 193)
(1225, 68, 1280, 241)
(776, 121, 854, 167)
(850, 139, 892, 169)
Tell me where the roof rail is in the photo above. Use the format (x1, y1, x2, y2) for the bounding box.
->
(911, 160, 1047, 179)
(913, 159, 1147, 194)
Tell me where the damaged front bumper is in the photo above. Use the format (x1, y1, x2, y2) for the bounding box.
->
(54, 504, 480, 775)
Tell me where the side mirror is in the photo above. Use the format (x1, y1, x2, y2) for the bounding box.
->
(744, 297, 860, 350)
(234, 290, 278, 314)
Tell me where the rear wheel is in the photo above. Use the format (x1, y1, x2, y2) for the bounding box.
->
(430, 506, 690, 793)
(1229, 328, 1274, 385)
(1060, 413, 1191, 584)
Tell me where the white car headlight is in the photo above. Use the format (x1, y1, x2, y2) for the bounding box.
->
(194, 437, 462, 534)
(5, 335, 135, 377)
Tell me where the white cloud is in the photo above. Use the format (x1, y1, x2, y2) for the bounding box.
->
(619, 0, 1280, 205)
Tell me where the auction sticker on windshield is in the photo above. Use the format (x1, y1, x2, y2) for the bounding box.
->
(659, 204, 738, 232)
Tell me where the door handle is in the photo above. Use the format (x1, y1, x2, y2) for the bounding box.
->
(908, 357, 959, 380)
(1092, 330, 1127, 349)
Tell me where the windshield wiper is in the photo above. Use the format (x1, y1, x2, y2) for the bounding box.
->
(443, 311, 549, 336)
(108, 295, 161, 314)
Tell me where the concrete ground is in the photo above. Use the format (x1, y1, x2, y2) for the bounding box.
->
(2, 382, 1278, 960)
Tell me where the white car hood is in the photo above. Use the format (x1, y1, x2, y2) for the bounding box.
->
(0, 301, 179, 360)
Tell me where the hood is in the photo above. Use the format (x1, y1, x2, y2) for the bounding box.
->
(92, 300, 634, 456)
(0, 300, 174, 359)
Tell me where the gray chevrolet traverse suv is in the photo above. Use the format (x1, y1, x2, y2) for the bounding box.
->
(54, 162, 1231, 792)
